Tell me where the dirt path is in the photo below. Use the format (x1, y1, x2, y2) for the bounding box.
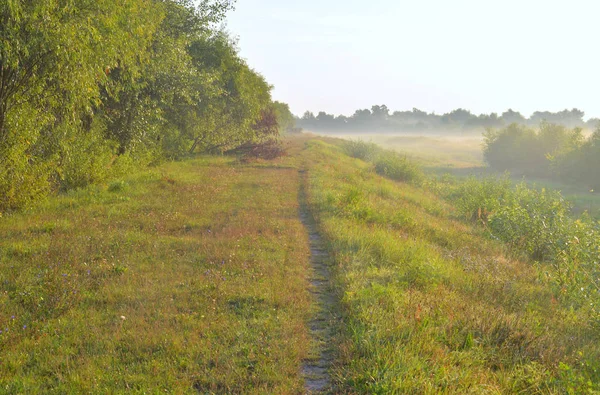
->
(298, 169, 336, 394)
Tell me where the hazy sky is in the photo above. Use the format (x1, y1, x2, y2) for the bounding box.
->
(225, 0, 598, 119)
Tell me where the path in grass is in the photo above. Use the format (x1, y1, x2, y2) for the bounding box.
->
(299, 168, 336, 394)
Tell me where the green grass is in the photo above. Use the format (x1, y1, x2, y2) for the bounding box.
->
(0, 155, 312, 393)
(300, 138, 600, 393)
(2, 134, 600, 393)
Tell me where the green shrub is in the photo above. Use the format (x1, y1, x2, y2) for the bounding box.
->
(450, 175, 512, 222)
(56, 126, 117, 191)
(0, 142, 52, 214)
(374, 152, 423, 184)
(344, 139, 379, 161)
(108, 180, 128, 193)
(488, 184, 571, 261)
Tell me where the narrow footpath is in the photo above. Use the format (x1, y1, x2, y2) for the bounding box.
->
(298, 169, 336, 394)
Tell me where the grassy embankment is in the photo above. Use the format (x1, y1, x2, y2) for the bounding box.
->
(302, 138, 599, 392)
(0, 153, 312, 393)
(2, 134, 599, 393)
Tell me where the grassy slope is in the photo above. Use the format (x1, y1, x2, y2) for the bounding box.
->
(1, 135, 599, 393)
(359, 132, 600, 218)
(302, 138, 599, 393)
(0, 155, 311, 393)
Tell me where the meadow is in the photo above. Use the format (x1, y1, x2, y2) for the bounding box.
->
(1, 134, 599, 393)
(326, 131, 600, 219)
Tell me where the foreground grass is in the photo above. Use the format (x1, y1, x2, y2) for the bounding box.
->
(3, 135, 599, 393)
(0, 156, 311, 393)
(301, 138, 600, 393)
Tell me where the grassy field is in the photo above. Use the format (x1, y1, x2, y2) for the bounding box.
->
(0, 154, 312, 393)
(342, 132, 600, 218)
(2, 134, 599, 393)
(302, 138, 599, 393)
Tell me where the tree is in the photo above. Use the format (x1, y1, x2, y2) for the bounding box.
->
(272, 101, 295, 133)
(185, 31, 273, 154)
(0, 0, 163, 208)
(501, 109, 526, 125)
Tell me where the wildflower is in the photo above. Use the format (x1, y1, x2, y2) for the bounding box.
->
(23, 325, 26, 329)
(120, 316, 126, 320)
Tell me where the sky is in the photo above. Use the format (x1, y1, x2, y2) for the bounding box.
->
(225, 0, 599, 119)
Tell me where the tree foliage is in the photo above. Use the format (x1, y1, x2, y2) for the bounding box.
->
(483, 123, 599, 189)
(0, 0, 290, 213)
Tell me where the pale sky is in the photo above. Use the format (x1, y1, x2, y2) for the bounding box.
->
(225, 0, 598, 119)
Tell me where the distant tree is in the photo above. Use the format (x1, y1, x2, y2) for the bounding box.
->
(316, 111, 335, 123)
(351, 109, 372, 126)
(529, 109, 585, 128)
(412, 108, 429, 119)
(483, 124, 539, 172)
(586, 118, 600, 129)
(501, 109, 526, 124)
(467, 113, 504, 129)
(441, 108, 475, 126)
(302, 111, 316, 121)
(371, 104, 390, 119)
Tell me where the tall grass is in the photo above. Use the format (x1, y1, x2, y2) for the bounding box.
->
(344, 139, 424, 184)
(446, 175, 600, 327)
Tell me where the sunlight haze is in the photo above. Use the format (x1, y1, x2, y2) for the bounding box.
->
(227, 0, 599, 118)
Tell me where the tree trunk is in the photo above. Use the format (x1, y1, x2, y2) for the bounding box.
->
(189, 137, 200, 154)
(0, 103, 6, 146)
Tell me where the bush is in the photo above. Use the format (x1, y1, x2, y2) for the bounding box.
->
(451, 175, 512, 223)
(344, 140, 379, 161)
(57, 126, 117, 191)
(374, 152, 423, 184)
(226, 139, 288, 161)
(0, 143, 52, 213)
(488, 184, 571, 261)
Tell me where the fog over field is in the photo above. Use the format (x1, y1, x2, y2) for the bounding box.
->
(309, 129, 485, 168)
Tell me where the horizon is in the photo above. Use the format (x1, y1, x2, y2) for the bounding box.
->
(226, 0, 600, 120)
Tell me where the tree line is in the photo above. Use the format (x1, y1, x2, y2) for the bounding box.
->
(0, 0, 294, 213)
(484, 123, 600, 189)
(298, 105, 598, 132)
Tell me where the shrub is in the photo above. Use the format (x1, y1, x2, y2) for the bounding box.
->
(488, 184, 571, 261)
(344, 140, 379, 161)
(374, 152, 423, 184)
(450, 175, 512, 223)
(225, 139, 288, 161)
(0, 143, 52, 213)
(57, 128, 117, 191)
